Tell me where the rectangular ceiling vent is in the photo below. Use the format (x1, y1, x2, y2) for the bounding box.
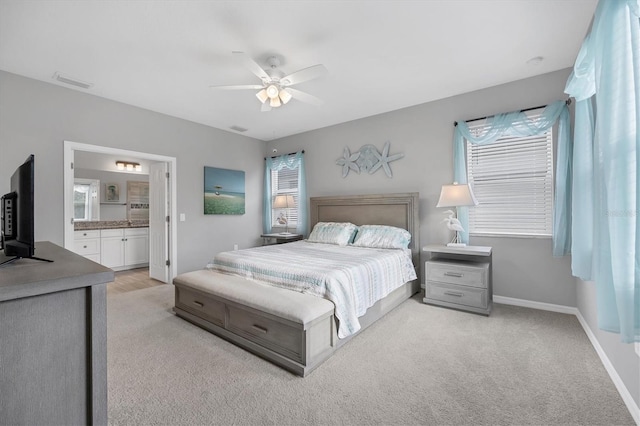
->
(52, 72, 93, 89)
(230, 125, 248, 133)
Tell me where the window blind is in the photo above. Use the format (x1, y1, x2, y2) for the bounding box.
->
(271, 167, 299, 225)
(466, 112, 554, 237)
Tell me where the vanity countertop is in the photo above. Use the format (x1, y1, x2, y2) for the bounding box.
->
(74, 220, 149, 231)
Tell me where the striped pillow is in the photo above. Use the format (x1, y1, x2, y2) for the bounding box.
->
(351, 225, 411, 249)
(307, 222, 358, 246)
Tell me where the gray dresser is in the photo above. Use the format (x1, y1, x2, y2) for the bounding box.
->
(0, 242, 114, 425)
(423, 245, 492, 315)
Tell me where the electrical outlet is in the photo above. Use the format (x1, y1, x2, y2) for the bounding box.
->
(233, 244, 238, 251)
(179, 213, 186, 222)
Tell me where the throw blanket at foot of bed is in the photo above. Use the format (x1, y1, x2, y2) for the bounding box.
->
(173, 270, 336, 377)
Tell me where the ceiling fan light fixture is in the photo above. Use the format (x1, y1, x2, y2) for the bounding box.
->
(256, 89, 268, 103)
(270, 96, 281, 108)
(279, 89, 292, 104)
(266, 84, 279, 99)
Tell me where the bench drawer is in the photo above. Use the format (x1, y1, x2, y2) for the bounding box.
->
(426, 282, 488, 310)
(227, 305, 303, 363)
(175, 287, 225, 327)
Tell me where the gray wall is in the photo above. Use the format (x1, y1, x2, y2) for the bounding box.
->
(268, 69, 576, 307)
(0, 70, 265, 274)
(577, 279, 640, 407)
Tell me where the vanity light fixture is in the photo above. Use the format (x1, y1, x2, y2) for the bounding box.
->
(115, 161, 142, 172)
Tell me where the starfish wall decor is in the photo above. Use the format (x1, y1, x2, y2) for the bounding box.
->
(336, 141, 404, 178)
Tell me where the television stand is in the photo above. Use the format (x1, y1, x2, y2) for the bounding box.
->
(0, 255, 54, 267)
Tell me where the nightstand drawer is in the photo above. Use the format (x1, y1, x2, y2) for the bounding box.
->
(426, 282, 488, 309)
(426, 260, 488, 288)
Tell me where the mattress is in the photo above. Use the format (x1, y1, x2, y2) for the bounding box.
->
(211, 241, 417, 338)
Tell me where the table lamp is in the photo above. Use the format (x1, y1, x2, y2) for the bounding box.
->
(436, 182, 478, 247)
(273, 194, 295, 234)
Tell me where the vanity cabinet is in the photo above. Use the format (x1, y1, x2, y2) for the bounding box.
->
(100, 228, 149, 271)
(73, 230, 101, 263)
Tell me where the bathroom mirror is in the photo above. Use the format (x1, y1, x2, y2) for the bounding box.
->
(74, 178, 100, 221)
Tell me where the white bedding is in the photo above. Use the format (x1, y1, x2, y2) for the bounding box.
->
(211, 241, 416, 338)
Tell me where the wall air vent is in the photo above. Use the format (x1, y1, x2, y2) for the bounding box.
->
(52, 72, 93, 89)
(230, 125, 248, 133)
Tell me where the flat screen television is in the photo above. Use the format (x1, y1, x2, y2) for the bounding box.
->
(1, 155, 52, 266)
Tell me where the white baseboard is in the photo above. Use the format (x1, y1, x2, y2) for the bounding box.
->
(495, 294, 640, 425)
(575, 311, 640, 425)
(493, 295, 578, 315)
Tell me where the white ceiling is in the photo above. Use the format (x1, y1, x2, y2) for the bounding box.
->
(0, 0, 596, 142)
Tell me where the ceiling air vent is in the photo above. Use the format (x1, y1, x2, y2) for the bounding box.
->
(230, 125, 248, 133)
(52, 72, 93, 89)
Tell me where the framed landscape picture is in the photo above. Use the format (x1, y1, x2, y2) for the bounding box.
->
(204, 166, 245, 215)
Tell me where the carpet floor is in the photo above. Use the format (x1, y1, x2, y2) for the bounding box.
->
(107, 284, 634, 425)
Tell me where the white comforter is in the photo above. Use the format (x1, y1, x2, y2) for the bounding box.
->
(211, 241, 416, 338)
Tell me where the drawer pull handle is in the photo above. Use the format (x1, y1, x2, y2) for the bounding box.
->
(83, 245, 87, 248)
(444, 272, 463, 278)
(444, 291, 464, 297)
(192, 301, 204, 308)
(251, 324, 268, 334)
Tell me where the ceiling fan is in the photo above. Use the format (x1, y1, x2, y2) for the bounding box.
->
(210, 52, 328, 112)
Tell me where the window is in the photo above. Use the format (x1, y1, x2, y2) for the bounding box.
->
(73, 178, 100, 222)
(466, 110, 554, 237)
(271, 166, 299, 228)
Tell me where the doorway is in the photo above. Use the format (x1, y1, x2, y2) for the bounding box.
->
(63, 141, 178, 282)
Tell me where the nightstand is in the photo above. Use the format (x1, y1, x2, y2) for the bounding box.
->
(422, 245, 492, 315)
(261, 233, 303, 245)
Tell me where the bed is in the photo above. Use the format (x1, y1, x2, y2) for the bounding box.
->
(173, 192, 420, 376)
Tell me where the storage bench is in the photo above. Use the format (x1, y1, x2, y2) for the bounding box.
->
(173, 270, 336, 376)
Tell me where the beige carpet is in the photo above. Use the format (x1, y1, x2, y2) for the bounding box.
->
(107, 284, 634, 425)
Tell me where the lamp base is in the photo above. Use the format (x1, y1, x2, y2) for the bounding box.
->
(446, 242, 467, 247)
(279, 231, 293, 235)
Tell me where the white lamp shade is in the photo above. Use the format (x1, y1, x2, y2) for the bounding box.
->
(436, 183, 478, 207)
(256, 89, 268, 103)
(279, 89, 292, 104)
(270, 96, 281, 107)
(266, 84, 279, 99)
(273, 194, 294, 209)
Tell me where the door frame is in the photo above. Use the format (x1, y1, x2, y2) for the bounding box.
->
(63, 140, 178, 280)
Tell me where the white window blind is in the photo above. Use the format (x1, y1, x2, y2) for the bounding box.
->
(271, 166, 299, 227)
(466, 111, 554, 237)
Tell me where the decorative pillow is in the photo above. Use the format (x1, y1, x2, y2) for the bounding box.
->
(307, 222, 358, 246)
(351, 225, 411, 249)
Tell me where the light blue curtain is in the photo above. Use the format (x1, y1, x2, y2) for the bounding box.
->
(565, 0, 639, 343)
(453, 100, 571, 253)
(263, 151, 309, 236)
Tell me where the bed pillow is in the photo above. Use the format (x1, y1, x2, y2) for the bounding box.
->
(307, 222, 358, 246)
(351, 225, 411, 249)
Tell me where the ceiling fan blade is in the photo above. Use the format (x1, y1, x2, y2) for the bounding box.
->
(286, 88, 324, 106)
(280, 64, 328, 86)
(261, 102, 272, 112)
(233, 51, 270, 82)
(209, 84, 264, 90)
